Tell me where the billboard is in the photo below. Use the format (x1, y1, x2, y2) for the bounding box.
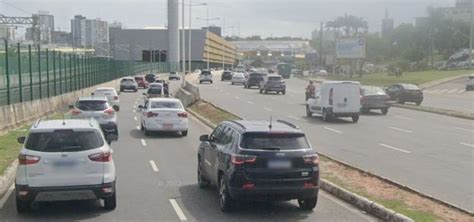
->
(336, 38, 366, 59)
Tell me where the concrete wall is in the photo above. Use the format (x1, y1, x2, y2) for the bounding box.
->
(175, 81, 200, 107)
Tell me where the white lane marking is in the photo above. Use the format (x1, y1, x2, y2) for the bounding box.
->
(288, 115, 301, 121)
(324, 127, 343, 134)
(0, 185, 14, 209)
(134, 116, 137, 121)
(234, 96, 240, 100)
(456, 89, 465, 93)
(439, 89, 449, 94)
(394, 115, 413, 120)
(264, 107, 273, 112)
(379, 143, 411, 154)
(247, 101, 254, 104)
(205, 159, 212, 166)
(447, 89, 458, 94)
(149, 160, 159, 172)
(169, 199, 187, 221)
(460, 142, 474, 148)
(388, 126, 413, 133)
(140, 139, 147, 147)
(453, 127, 474, 133)
(133, 109, 136, 113)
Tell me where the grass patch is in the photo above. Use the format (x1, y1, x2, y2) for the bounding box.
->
(378, 199, 437, 222)
(315, 69, 471, 87)
(188, 100, 241, 125)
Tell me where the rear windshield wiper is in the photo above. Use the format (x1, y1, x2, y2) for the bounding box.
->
(259, 147, 281, 151)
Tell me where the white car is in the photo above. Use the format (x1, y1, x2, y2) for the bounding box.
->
(15, 119, 117, 213)
(306, 81, 361, 122)
(199, 70, 213, 84)
(169, 72, 180, 80)
(119, 77, 138, 92)
(92, 87, 120, 111)
(315, 70, 328, 76)
(466, 74, 474, 91)
(139, 98, 189, 136)
(231, 72, 246, 85)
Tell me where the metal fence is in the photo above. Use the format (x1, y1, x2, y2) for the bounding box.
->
(0, 40, 171, 106)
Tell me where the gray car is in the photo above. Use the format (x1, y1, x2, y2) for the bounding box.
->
(119, 77, 138, 92)
(70, 96, 119, 137)
(361, 85, 391, 114)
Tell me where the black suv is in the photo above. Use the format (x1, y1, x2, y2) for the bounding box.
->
(197, 120, 319, 212)
(221, 71, 233, 81)
(259, 75, 286, 94)
(244, 73, 266, 89)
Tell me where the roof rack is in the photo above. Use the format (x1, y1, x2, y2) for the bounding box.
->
(228, 120, 246, 129)
(89, 118, 94, 127)
(276, 120, 299, 129)
(33, 118, 42, 128)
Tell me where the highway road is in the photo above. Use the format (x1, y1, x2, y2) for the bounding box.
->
(422, 77, 474, 113)
(0, 81, 376, 221)
(197, 72, 474, 212)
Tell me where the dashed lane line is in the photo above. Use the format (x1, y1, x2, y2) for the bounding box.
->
(149, 160, 159, 172)
(169, 199, 187, 221)
(379, 143, 411, 154)
(388, 126, 413, 133)
(323, 127, 343, 134)
(141, 139, 147, 147)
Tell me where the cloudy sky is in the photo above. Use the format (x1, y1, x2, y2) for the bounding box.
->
(1, 0, 454, 38)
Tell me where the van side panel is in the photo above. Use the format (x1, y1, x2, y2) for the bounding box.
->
(332, 83, 361, 113)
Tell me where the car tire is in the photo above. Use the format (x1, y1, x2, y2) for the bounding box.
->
(113, 105, 120, 112)
(352, 114, 359, 123)
(381, 108, 389, 115)
(199, 81, 203, 84)
(264, 90, 268, 94)
(231, 82, 234, 85)
(210, 80, 213, 84)
(219, 176, 233, 212)
(181, 130, 188, 137)
(397, 97, 405, 104)
(298, 197, 318, 211)
(259, 89, 263, 94)
(282, 90, 286, 95)
(144, 128, 151, 136)
(361, 108, 369, 114)
(416, 101, 422, 106)
(306, 105, 312, 117)
(322, 110, 330, 122)
(120, 88, 124, 92)
(198, 158, 210, 189)
(104, 191, 117, 210)
(16, 196, 29, 214)
(140, 122, 144, 131)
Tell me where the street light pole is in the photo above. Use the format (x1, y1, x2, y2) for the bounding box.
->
(188, 2, 207, 75)
(206, 6, 210, 70)
(469, 0, 473, 69)
(182, 0, 186, 85)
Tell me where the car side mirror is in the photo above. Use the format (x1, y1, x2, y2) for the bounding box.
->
(138, 105, 144, 109)
(91, 92, 95, 96)
(68, 105, 74, 109)
(113, 106, 119, 112)
(17, 136, 26, 144)
(106, 134, 118, 145)
(199, 134, 209, 142)
(142, 92, 146, 96)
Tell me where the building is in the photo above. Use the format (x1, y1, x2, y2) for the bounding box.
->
(207, 26, 222, 36)
(0, 25, 15, 41)
(70, 15, 109, 52)
(51, 31, 71, 46)
(381, 9, 394, 37)
(71, 15, 86, 47)
(109, 27, 237, 69)
(417, 0, 473, 25)
(25, 11, 55, 44)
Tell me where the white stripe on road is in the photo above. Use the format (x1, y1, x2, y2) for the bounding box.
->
(205, 159, 212, 166)
(456, 89, 465, 93)
(169, 199, 187, 221)
(288, 115, 301, 121)
(319, 191, 377, 222)
(140, 139, 147, 147)
(134, 116, 137, 121)
(439, 89, 449, 94)
(453, 127, 474, 133)
(394, 115, 413, 120)
(324, 127, 343, 134)
(264, 107, 273, 112)
(379, 143, 411, 154)
(247, 101, 254, 104)
(0, 185, 14, 209)
(460, 142, 474, 148)
(133, 109, 136, 113)
(388, 126, 413, 133)
(149, 160, 159, 172)
(447, 89, 458, 94)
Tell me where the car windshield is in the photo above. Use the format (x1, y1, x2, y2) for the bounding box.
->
(150, 101, 182, 109)
(362, 86, 386, 95)
(240, 133, 310, 150)
(76, 100, 108, 111)
(269, 76, 282, 81)
(25, 130, 104, 152)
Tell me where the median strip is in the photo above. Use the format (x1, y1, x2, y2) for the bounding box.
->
(391, 103, 474, 120)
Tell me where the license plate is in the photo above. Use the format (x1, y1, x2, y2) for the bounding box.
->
(337, 103, 347, 108)
(268, 160, 292, 169)
(53, 160, 76, 167)
(163, 123, 174, 129)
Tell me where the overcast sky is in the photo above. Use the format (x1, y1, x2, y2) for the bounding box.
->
(1, 0, 454, 38)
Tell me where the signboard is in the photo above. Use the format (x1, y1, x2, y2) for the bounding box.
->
(336, 38, 366, 59)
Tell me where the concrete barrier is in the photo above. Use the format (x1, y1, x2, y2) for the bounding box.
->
(175, 80, 200, 107)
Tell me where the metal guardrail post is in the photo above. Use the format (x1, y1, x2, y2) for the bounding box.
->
(5, 40, 10, 105)
(74, 54, 78, 90)
(58, 52, 62, 94)
(69, 54, 72, 92)
(28, 45, 33, 100)
(46, 48, 50, 98)
(81, 56, 85, 88)
(53, 50, 57, 96)
(37, 45, 42, 99)
(17, 43, 22, 102)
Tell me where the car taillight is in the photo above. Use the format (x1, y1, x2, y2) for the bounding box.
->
(231, 154, 257, 165)
(72, 109, 82, 115)
(113, 96, 119, 100)
(89, 152, 111, 162)
(303, 154, 319, 166)
(242, 182, 255, 190)
(147, 112, 159, 118)
(329, 88, 333, 105)
(18, 154, 41, 165)
(104, 108, 115, 116)
(177, 112, 188, 118)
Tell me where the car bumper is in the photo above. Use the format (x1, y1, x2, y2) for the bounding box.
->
(144, 121, 188, 132)
(326, 108, 359, 117)
(229, 186, 318, 201)
(120, 85, 137, 90)
(265, 87, 285, 91)
(362, 104, 390, 109)
(100, 122, 118, 135)
(15, 182, 116, 202)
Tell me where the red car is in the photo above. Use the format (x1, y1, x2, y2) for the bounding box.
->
(134, 76, 149, 89)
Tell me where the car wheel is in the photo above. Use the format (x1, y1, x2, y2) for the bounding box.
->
(381, 108, 389, 115)
(298, 197, 317, 211)
(264, 90, 268, 94)
(306, 105, 312, 117)
(210, 80, 213, 84)
(231, 82, 234, 85)
(144, 128, 151, 136)
(219, 176, 233, 212)
(198, 158, 210, 189)
(113, 105, 120, 112)
(199, 81, 203, 84)
(119, 88, 124, 92)
(361, 108, 369, 114)
(282, 90, 286, 95)
(322, 110, 330, 122)
(352, 114, 359, 123)
(104, 190, 117, 210)
(397, 97, 405, 104)
(181, 130, 188, 137)
(259, 89, 263, 94)
(16, 196, 29, 214)
(140, 122, 144, 131)
(415, 101, 422, 106)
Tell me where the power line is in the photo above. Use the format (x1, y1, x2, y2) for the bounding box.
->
(2, 1, 33, 15)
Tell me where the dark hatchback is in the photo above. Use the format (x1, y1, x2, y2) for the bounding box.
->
(259, 75, 286, 94)
(386, 83, 423, 105)
(197, 120, 319, 212)
(245, 73, 266, 88)
(145, 73, 156, 83)
(221, 71, 233, 81)
(361, 85, 391, 114)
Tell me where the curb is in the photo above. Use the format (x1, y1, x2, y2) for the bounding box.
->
(419, 74, 470, 89)
(391, 103, 474, 120)
(186, 103, 415, 222)
(0, 160, 17, 200)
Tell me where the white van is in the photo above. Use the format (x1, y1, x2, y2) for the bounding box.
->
(306, 81, 361, 122)
(466, 74, 474, 91)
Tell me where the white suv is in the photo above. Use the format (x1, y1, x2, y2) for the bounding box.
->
(15, 119, 118, 213)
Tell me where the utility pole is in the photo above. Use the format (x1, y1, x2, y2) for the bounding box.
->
(319, 22, 323, 67)
(222, 18, 226, 70)
(182, 0, 186, 85)
(469, 0, 473, 69)
(206, 6, 210, 70)
(189, 0, 192, 74)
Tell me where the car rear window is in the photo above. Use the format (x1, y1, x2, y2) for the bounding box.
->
(201, 71, 211, 75)
(25, 130, 104, 152)
(362, 87, 386, 95)
(94, 89, 116, 95)
(134, 77, 143, 80)
(269, 76, 282, 81)
(402, 84, 420, 90)
(240, 132, 310, 150)
(150, 101, 182, 109)
(121, 79, 134, 83)
(148, 87, 162, 94)
(76, 100, 108, 111)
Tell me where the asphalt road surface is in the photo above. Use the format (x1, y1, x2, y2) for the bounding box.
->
(422, 77, 474, 113)
(197, 72, 474, 212)
(0, 81, 376, 222)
